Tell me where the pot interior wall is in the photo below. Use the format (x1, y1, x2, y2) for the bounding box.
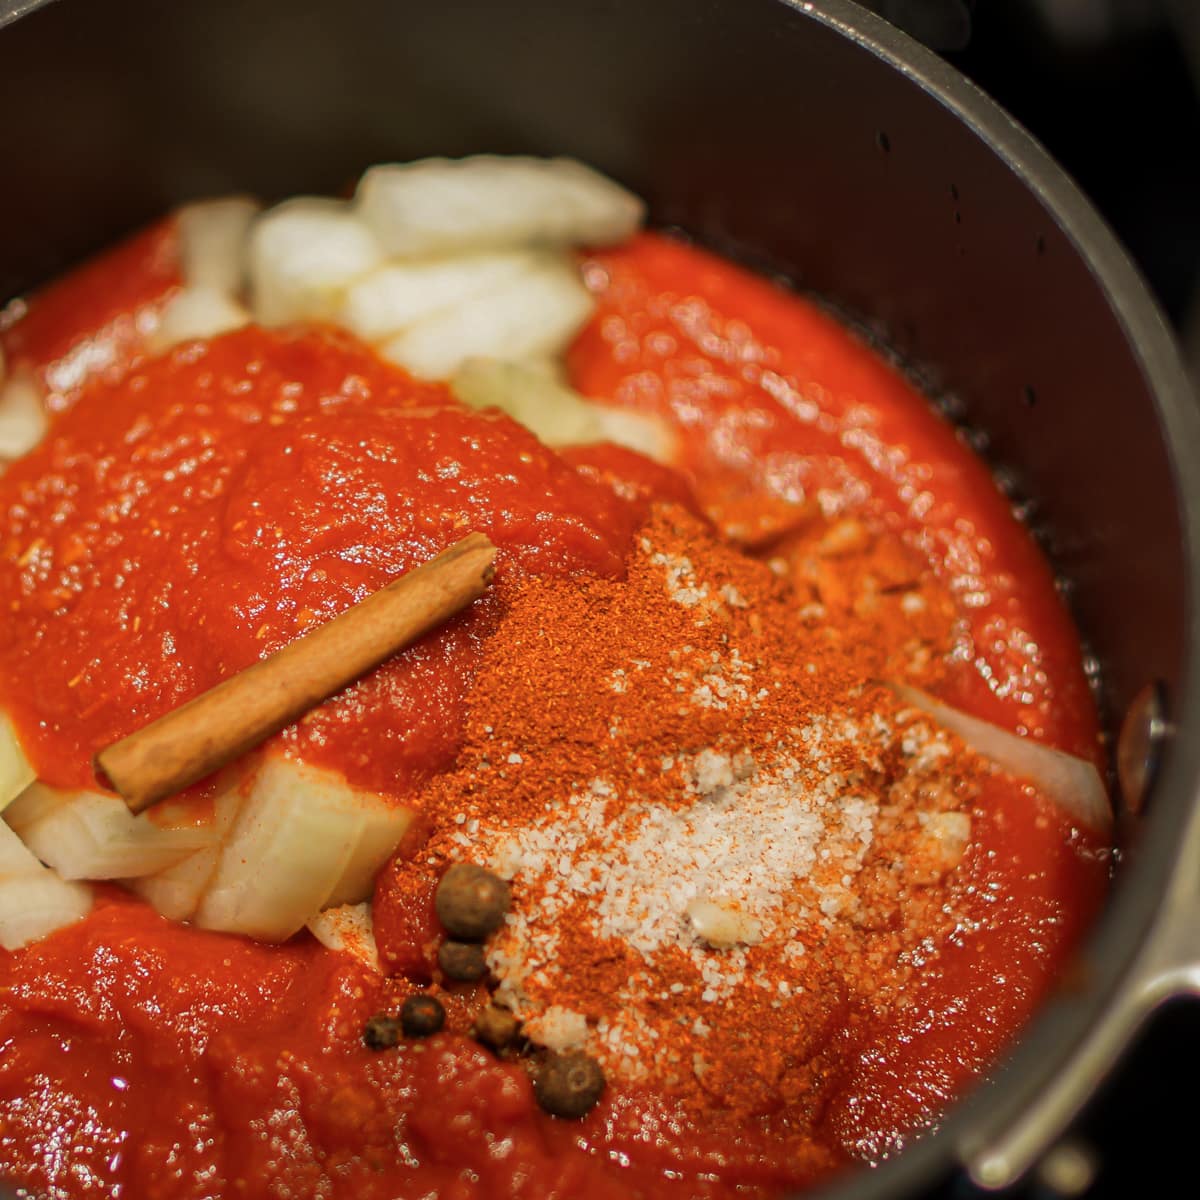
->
(0, 0, 1191, 1194)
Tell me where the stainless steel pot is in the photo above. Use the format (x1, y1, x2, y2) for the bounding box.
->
(0, 0, 1196, 1194)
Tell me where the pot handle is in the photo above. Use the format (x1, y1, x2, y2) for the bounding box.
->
(959, 800, 1200, 1190)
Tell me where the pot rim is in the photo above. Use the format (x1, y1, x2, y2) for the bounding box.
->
(0, 0, 45, 30)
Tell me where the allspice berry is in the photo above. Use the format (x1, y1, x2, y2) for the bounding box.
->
(400, 993, 446, 1038)
(532, 1051, 606, 1118)
(435, 863, 510, 939)
(438, 939, 488, 982)
(362, 1013, 401, 1051)
(472, 1004, 521, 1051)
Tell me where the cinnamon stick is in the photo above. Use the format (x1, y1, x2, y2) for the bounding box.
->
(96, 532, 497, 814)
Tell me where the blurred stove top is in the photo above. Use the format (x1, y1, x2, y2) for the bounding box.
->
(867, 2, 1200, 1197)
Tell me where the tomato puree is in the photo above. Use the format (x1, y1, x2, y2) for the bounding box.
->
(0, 326, 639, 797)
(0, 230, 1109, 1199)
(571, 235, 1098, 759)
(0, 219, 182, 413)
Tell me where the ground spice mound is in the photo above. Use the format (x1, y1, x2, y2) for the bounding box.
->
(398, 506, 985, 1119)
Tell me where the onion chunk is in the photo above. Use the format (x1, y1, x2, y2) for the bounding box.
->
(5, 783, 215, 880)
(307, 902, 382, 973)
(0, 714, 35, 814)
(152, 287, 251, 351)
(249, 198, 384, 325)
(177, 196, 260, 295)
(890, 684, 1112, 834)
(452, 357, 676, 462)
(357, 155, 644, 258)
(379, 254, 593, 379)
(339, 250, 539, 342)
(0, 820, 92, 950)
(195, 755, 412, 942)
(0, 375, 48, 463)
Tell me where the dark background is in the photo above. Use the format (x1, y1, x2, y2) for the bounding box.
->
(864, 3, 1199, 1197)
(873, 0, 1200, 382)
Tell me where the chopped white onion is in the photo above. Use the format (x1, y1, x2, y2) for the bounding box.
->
(0, 815, 41, 875)
(324, 799, 414, 909)
(132, 844, 222, 923)
(686, 896, 762, 949)
(177, 196, 260, 295)
(890, 684, 1112, 833)
(451, 357, 676, 462)
(380, 254, 593, 379)
(0, 374, 48, 461)
(357, 155, 644, 258)
(194, 755, 412, 942)
(593, 407, 679, 464)
(128, 787, 242, 921)
(0, 820, 92, 950)
(4, 783, 215, 880)
(151, 287, 251, 352)
(249, 197, 384, 326)
(0, 871, 94, 951)
(339, 249, 540, 343)
(307, 902, 382, 973)
(0, 714, 35, 814)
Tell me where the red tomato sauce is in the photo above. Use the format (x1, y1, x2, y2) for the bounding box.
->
(0, 326, 639, 798)
(0, 219, 182, 413)
(0, 230, 1108, 1199)
(570, 235, 1098, 760)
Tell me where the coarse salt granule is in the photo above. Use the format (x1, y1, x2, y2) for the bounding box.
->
(471, 698, 968, 1083)
(476, 734, 890, 1053)
(525, 1005, 589, 1052)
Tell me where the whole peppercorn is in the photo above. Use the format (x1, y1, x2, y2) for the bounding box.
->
(532, 1051, 606, 1118)
(435, 863, 510, 939)
(362, 1013, 401, 1051)
(400, 993, 446, 1038)
(472, 1004, 521, 1051)
(438, 939, 488, 982)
